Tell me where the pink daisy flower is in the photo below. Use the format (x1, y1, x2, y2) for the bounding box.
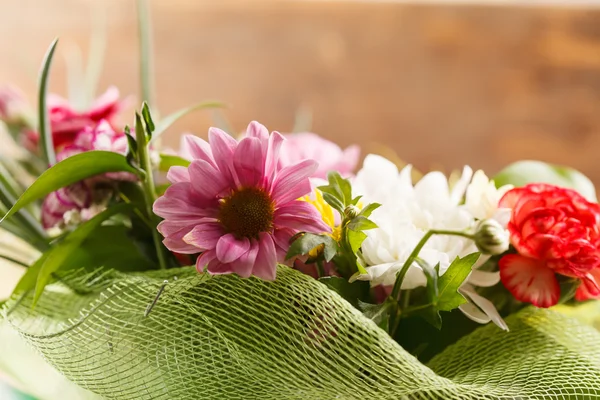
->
(153, 121, 331, 280)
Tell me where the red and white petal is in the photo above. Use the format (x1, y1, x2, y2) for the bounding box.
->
(499, 254, 560, 308)
(575, 269, 600, 301)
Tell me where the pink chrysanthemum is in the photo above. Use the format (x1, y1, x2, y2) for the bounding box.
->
(153, 121, 332, 280)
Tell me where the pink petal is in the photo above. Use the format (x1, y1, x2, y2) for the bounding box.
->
(188, 160, 230, 198)
(233, 137, 265, 187)
(272, 227, 296, 253)
(153, 182, 216, 220)
(167, 166, 190, 183)
(164, 237, 201, 254)
(196, 250, 217, 273)
(264, 131, 285, 180)
(499, 254, 560, 308)
(156, 221, 201, 254)
(271, 160, 317, 204)
(230, 241, 260, 278)
(216, 234, 251, 263)
(275, 214, 331, 233)
(183, 223, 224, 250)
(181, 134, 216, 167)
(208, 127, 238, 184)
(245, 121, 269, 141)
(252, 232, 277, 280)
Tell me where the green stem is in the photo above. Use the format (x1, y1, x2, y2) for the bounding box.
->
(136, 0, 155, 108)
(390, 229, 473, 301)
(316, 260, 325, 278)
(135, 114, 167, 270)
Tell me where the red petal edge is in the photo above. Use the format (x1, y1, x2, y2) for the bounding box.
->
(499, 254, 560, 308)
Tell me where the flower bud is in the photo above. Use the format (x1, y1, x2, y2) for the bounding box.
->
(344, 205, 360, 219)
(474, 219, 509, 255)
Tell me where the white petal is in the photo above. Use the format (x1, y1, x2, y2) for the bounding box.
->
(468, 270, 500, 287)
(460, 284, 508, 331)
(459, 302, 491, 324)
(450, 165, 473, 205)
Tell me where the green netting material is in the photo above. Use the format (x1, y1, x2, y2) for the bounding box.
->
(3, 266, 600, 399)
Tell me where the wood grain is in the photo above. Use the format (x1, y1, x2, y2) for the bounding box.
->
(0, 0, 599, 181)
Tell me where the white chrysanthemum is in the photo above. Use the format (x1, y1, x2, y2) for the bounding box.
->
(353, 154, 511, 330)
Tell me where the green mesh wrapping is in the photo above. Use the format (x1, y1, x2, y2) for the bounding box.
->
(3, 266, 600, 399)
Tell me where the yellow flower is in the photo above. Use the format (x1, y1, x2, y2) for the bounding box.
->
(301, 190, 341, 242)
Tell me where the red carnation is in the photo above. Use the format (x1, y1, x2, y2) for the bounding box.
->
(499, 183, 600, 307)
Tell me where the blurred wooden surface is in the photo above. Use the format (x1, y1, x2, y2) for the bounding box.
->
(0, 0, 600, 180)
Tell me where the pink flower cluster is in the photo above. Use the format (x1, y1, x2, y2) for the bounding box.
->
(22, 87, 126, 153)
(41, 120, 131, 229)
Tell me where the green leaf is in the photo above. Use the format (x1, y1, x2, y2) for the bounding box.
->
(319, 277, 370, 308)
(38, 38, 59, 166)
(436, 253, 479, 311)
(318, 171, 352, 213)
(32, 203, 135, 305)
(358, 203, 380, 218)
(159, 154, 191, 171)
(321, 192, 345, 215)
(494, 160, 597, 202)
(1, 151, 137, 223)
(358, 298, 394, 330)
(149, 101, 227, 143)
(416, 258, 440, 301)
(141, 102, 155, 133)
(347, 216, 378, 232)
(286, 233, 338, 262)
(58, 225, 157, 274)
(12, 253, 48, 295)
(346, 229, 367, 254)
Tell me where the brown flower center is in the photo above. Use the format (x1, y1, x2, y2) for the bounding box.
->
(218, 187, 275, 239)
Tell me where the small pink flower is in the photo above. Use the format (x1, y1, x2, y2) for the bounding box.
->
(41, 120, 133, 229)
(23, 86, 126, 152)
(153, 121, 332, 280)
(278, 132, 360, 180)
(41, 183, 92, 229)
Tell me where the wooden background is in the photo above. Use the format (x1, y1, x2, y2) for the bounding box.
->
(1, 1, 600, 181)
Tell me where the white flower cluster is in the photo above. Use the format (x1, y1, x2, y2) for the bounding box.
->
(352, 154, 513, 330)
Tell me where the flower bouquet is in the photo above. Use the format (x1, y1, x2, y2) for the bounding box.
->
(2, 8, 600, 400)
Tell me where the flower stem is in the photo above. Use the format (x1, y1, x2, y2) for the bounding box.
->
(316, 259, 325, 278)
(135, 113, 167, 270)
(136, 0, 155, 108)
(389, 229, 474, 302)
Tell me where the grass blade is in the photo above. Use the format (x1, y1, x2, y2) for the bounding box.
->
(38, 38, 59, 166)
